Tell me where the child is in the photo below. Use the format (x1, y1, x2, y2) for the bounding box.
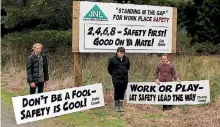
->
(26, 43, 49, 94)
(154, 54, 180, 110)
(108, 47, 130, 112)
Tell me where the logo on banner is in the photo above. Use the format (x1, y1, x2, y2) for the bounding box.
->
(83, 4, 108, 21)
(158, 39, 165, 46)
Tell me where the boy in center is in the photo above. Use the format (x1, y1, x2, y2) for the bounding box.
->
(108, 47, 130, 112)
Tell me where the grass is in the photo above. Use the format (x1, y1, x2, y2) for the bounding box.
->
(210, 78, 220, 102)
(1, 89, 15, 106)
(56, 107, 125, 127)
(1, 87, 29, 107)
(144, 113, 167, 119)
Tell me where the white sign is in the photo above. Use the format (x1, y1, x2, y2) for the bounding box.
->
(126, 80, 210, 105)
(12, 83, 105, 124)
(77, 1, 174, 53)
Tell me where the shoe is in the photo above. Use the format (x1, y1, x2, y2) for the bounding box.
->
(114, 100, 120, 112)
(119, 100, 124, 112)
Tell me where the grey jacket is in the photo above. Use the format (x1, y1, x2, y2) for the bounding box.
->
(26, 52, 49, 83)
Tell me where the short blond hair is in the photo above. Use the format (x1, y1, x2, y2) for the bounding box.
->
(32, 43, 43, 49)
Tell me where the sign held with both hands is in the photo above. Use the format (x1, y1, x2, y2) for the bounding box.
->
(126, 80, 210, 105)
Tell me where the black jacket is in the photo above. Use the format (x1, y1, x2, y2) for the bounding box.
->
(108, 55, 130, 83)
(26, 52, 49, 83)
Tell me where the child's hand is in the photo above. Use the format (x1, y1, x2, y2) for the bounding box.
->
(155, 79, 160, 85)
(45, 81, 49, 88)
(30, 82, 35, 88)
(177, 78, 181, 82)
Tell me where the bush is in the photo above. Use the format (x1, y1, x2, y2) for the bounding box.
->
(216, 43, 220, 54)
(2, 30, 71, 50)
(177, 29, 193, 54)
(1, 30, 72, 68)
(193, 42, 218, 55)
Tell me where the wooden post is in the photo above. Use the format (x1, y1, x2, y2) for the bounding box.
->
(72, 1, 82, 87)
(169, 7, 177, 62)
(172, 7, 177, 53)
(73, 52, 82, 87)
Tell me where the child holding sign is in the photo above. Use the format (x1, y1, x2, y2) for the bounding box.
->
(154, 54, 181, 110)
(26, 43, 49, 94)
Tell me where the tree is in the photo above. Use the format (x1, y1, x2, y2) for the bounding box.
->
(182, 0, 220, 45)
(2, 0, 72, 31)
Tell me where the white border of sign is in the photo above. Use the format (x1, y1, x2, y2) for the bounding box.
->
(72, 1, 177, 53)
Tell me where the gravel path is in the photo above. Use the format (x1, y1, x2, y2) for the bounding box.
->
(1, 101, 64, 127)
